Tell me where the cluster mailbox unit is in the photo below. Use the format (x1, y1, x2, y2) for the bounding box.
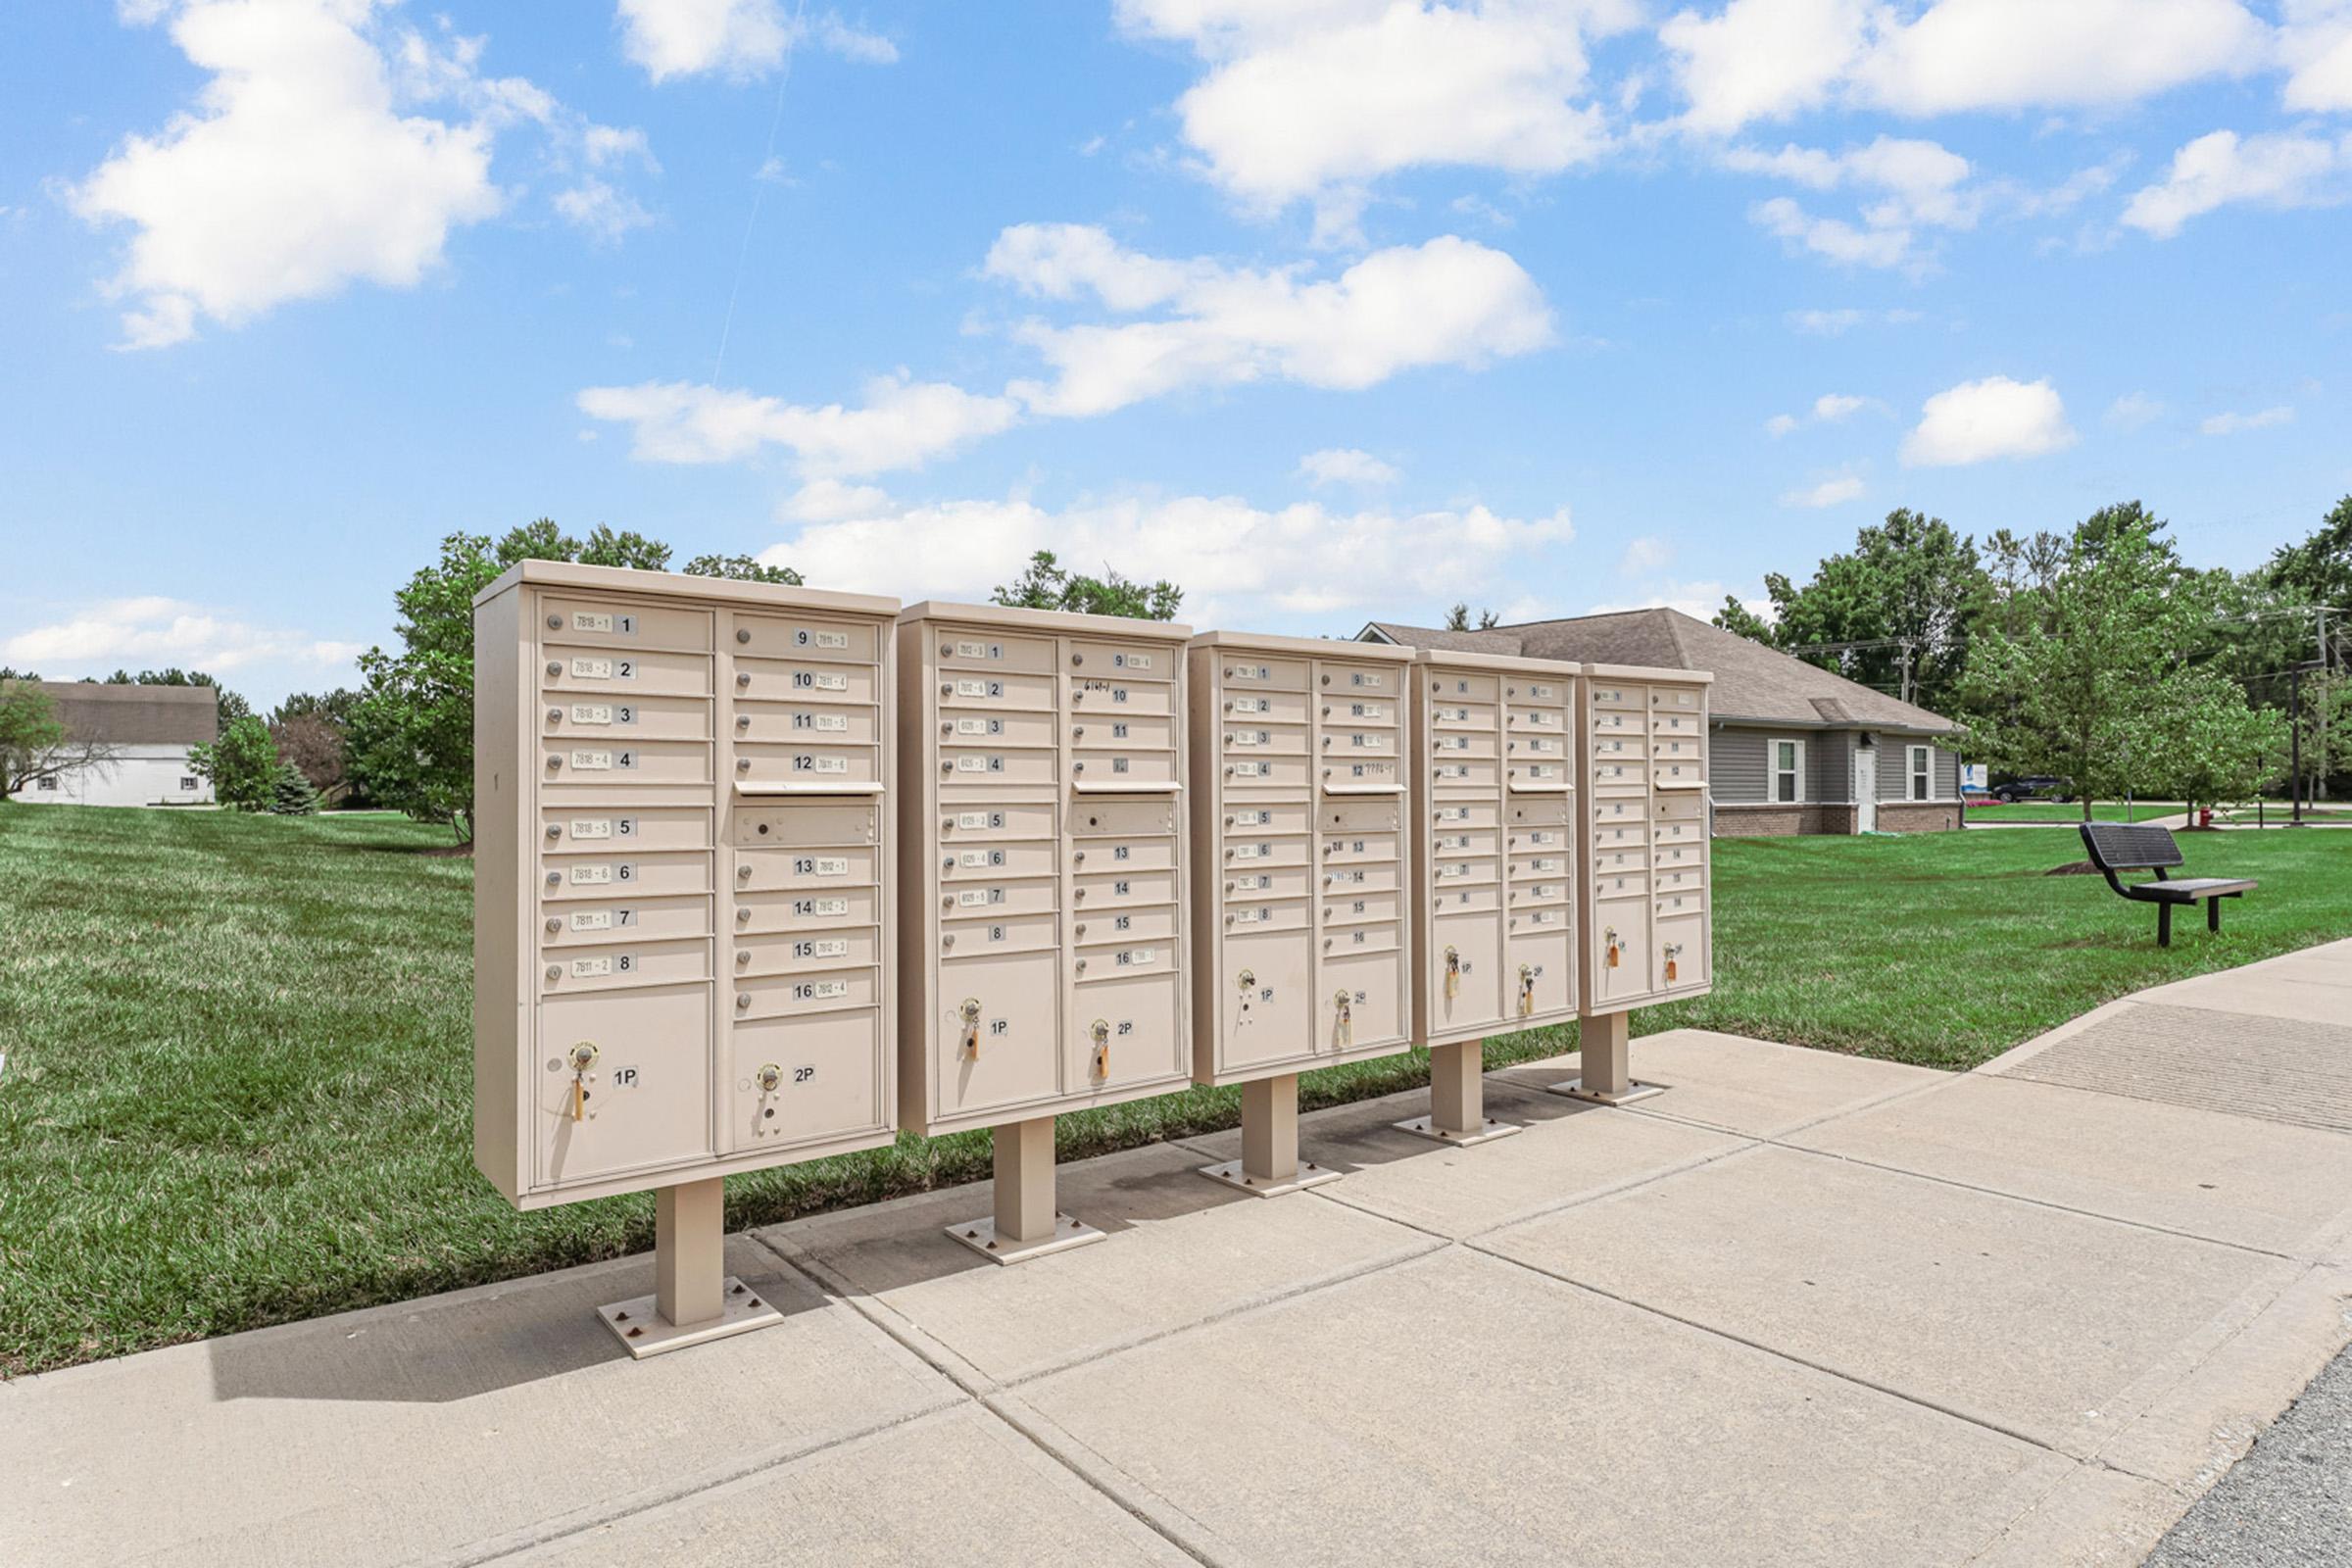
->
(1562, 663, 1717, 1103)
(1401, 648, 1585, 1143)
(895, 603, 1195, 1262)
(1185, 634, 1417, 1196)
(473, 562, 901, 1355)
(474, 575, 1718, 1349)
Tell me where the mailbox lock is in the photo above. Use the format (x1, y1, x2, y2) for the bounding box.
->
(546, 661, 562, 677)
(738, 759, 752, 771)
(1073, 850, 1086, 862)
(736, 994, 752, 1011)
(736, 951, 751, 966)
(1518, 963, 1537, 1018)
(738, 864, 754, 880)
(1604, 926, 1622, 969)
(1237, 968, 1255, 991)
(957, 998, 982, 1059)
(545, 965, 562, 983)
(1070, 653, 1083, 666)
(736, 907, 751, 923)
(1075, 958, 1088, 974)
(757, 1063, 783, 1093)
(547, 756, 563, 772)
(939, 682, 953, 696)
(545, 917, 561, 934)
(547, 614, 564, 630)
(1663, 943, 1683, 984)
(738, 714, 752, 728)
(546, 871, 562, 888)
(566, 1042, 599, 1121)
(1090, 1018, 1110, 1077)
(547, 707, 563, 725)
(1333, 991, 1352, 1047)
(546, 824, 563, 841)
(940, 721, 953, 736)
(1444, 946, 1461, 1002)
(737, 671, 751, 687)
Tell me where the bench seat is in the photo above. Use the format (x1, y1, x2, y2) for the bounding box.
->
(2116, 877, 2259, 904)
(2079, 822, 2257, 946)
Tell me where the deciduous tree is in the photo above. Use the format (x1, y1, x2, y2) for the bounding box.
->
(0, 681, 120, 801)
(189, 714, 278, 810)
(993, 551, 1182, 620)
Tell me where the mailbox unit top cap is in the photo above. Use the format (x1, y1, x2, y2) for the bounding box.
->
(1410, 645, 1582, 678)
(1190, 628, 1415, 662)
(1581, 661, 1714, 685)
(473, 558, 901, 618)
(898, 599, 1193, 642)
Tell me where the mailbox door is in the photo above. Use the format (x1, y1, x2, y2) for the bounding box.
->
(535, 984, 713, 1188)
(934, 951, 1061, 1119)
(1592, 895, 1650, 1007)
(727, 1008, 886, 1154)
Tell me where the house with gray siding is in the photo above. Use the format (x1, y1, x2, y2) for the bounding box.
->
(1359, 609, 1966, 836)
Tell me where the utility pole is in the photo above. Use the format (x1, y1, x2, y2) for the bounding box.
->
(2289, 659, 2325, 825)
(2319, 607, 2331, 803)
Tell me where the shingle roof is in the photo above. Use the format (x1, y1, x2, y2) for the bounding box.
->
(33, 681, 220, 746)
(1362, 609, 1959, 733)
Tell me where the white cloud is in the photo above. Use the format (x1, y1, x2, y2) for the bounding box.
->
(1764, 391, 1870, 436)
(1583, 579, 1760, 620)
(763, 487, 1578, 622)
(2283, 0, 2352, 111)
(1664, 0, 2268, 132)
(2201, 405, 2295, 434)
(1113, 0, 1630, 226)
(1618, 535, 1674, 574)
(615, 0, 895, 81)
(1780, 472, 1866, 507)
(990, 226, 1555, 417)
(555, 179, 655, 242)
(2105, 392, 2166, 430)
(1900, 375, 2078, 466)
(1296, 448, 1401, 487)
(1728, 135, 1977, 269)
(1752, 197, 1915, 268)
(778, 478, 895, 521)
(2122, 128, 2352, 238)
(576, 374, 1021, 475)
(1, 597, 364, 673)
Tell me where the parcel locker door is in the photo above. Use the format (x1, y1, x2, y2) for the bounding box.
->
(1430, 909, 1503, 1035)
(1220, 929, 1313, 1070)
(535, 984, 713, 1189)
(1069, 971, 1184, 1093)
(1592, 897, 1650, 1008)
(727, 1008, 886, 1154)
(1324, 953, 1401, 1054)
(1654, 910, 1709, 992)
(935, 951, 1060, 1120)
(1506, 930, 1573, 1022)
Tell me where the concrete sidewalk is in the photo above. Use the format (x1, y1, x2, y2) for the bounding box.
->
(8, 944, 2352, 1567)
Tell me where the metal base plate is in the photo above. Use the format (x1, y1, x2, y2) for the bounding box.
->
(944, 1213, 1107, 1265)
(1197, 1158, 1347, 1198)
(1393, 1115, 1526, 1147)
(597, 1277, 783, 1360)
(1548, 1077, 1669, 1106)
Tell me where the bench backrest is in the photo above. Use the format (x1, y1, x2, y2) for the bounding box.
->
(2080, 821, 2182, 872)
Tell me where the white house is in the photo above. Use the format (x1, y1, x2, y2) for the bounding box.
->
(17, 682, 219, 808)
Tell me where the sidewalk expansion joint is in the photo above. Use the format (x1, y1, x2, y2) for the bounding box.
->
(979, 1393, 1228, 1568)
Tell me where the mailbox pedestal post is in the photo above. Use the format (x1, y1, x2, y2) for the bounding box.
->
(1397, 1037, 1523, 1146)
(1551, 1009, 1663, 1105)
(1200, 1073, 1343, 1197)
(947, 1115, 1105, 1264)
(596, 1176, 783, 1358)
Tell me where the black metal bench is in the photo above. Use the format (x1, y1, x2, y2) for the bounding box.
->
(2079, 822, 2257, 947)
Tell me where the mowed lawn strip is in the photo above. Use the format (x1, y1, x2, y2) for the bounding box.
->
(1961, 800, 2186, 823)
(4, 805, 2347, 1376)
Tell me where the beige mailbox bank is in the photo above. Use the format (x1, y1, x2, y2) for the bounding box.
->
(1401, 648, 1584, 1143)
(1185, 633, 1416, 1196)
(473, 562, 900, 1354)
(895, 603, 1195, 1262)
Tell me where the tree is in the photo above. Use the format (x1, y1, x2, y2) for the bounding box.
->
(345, 521, 675, 841)
(189, 713, 278, 810)
(271, 689, 362, 727)
(1711, 596, 1774, 643)
(271, 711, 350, 800)
(1959, 503, 2235, 820)
(268, 760, 320, 815)
(2145, 669, 2284, 820)
(1442, 603, 1499, 631)
(0, 681, 121, 801)
(1743, 510, 1991, 713)
(0, 666, 39, 681)
(2284, 671, 2352, 802)
(2264, 495, 2352, 613)
(103, 666, 250, 727)
(684, 553, 803, 585)
(993, 551, 1182, 620)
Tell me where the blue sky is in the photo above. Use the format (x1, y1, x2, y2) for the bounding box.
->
(3, 0, 2348, 710)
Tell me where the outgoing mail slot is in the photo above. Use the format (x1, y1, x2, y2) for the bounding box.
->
(942, 839, 1056, 881)
(1071, 749, 1178, 785)
(543, 693, 710, 741)
(1324, 799, 1401, 834)
(543, 936, 710, 995)
(540, 598, 711, 653)
(1507, 796, 1576, 827)
(1224, 836, 1311, 869)
(543, 851, 710, 902)
(737, 884, 877, 935)
(738, 844, 877, 892)
(1592, 898, 1650, 1006)
(1589, 684, 1645, 710)
(737, 925, 881, 978)
(940, 910, 1058, 956)
(1073, 798, 1177, 837)
(1324, 921, 1398, 956)
(937, 668, 1056, 710)
(728, 1008, 884, 1154)
(1223, 866, 1311, 901)
(737, 741, 882, 788)
(732, 614, 878, 663)
(938, 632, 1054, 673)
(1068, 641, 1171, 679)
(543, 894, 710, 948)
(737, 964, 878, 1021)
(1323, 889, 1400, 926)
(1652, 761, 1706, 790)
(1322, 860, 1400, 895)
(942, 878, 1057, 918)
(1073, 903, 1177, 945)
(941, 802, 1056, 840)
(1321, 831, 1398, 864)
(543, 646, 711, 699)
(542, 737, 711, 787)
(1076, 867, 1176, 907)
(938, 746, 1056, 785)
(543, 806, 710, 853)
(1653, 911, 1709, 989)
(734, 803, 878, 850)
(1071, 836, 1175, 873)
(1224, 722, 1310, 756)
(735, 657, 880, 706)
(1221, 898, 1310, 933)
(536, 985, 713, 1188)
(1324, 953, 1402, 1053)
(1320, 663, 1394, 695)
(1224, 755, 1309, 787)
(1508, 931, 1573, 1018)
(1655, 794, 1706, 821)
(938, 708, 1055, 748)
(1072, 676, 1175, 716)
(1219, 930, 1314, 1071)
(1428, 671, 1500, 703)
(1068, 971, 1182, 1094)
(1222, 688, 1309, 723)
(933, 951, 1059, 1118)
(738, 703, 882, 746)
(1073, 713, 1175, 751)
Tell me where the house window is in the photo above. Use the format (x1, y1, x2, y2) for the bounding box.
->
(179, 776, 199, 792)
(1909, 746, 1932, 802)
(1772, 738, 1805, 803)
(36, 775, 59, 791)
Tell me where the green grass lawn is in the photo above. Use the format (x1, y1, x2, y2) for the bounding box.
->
(1962, 799, 2186, 823)
(4, 804, 2348, 1377)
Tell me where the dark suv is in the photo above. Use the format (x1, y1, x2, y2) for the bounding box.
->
(1988, 775, 2073, 804)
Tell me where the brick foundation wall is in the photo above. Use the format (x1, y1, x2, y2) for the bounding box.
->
(1876, 802, 1962, 833)
(1713, 803, 1856, 837)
